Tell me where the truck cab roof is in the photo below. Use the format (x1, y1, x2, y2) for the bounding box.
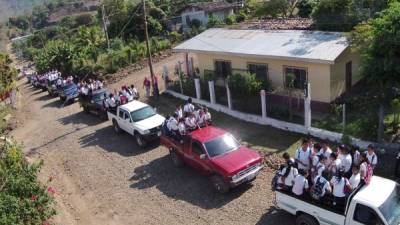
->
(354, 176, 396, 208)
(119, 100, 149, 112)
(189, 126, 227, 143)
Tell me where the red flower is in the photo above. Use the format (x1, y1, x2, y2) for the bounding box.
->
(47, 187, 56, 195)
(42, 220, 50, 225)
(31, 195, 38, 201)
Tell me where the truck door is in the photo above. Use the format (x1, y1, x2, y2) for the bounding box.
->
(188, 141, 211, 175)
(347, 204, 385, 225)
(118, 109, 132, 133)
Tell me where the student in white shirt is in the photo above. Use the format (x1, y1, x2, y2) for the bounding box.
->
(338, 145, 352, 177)
(350, 145, 361, 166)
(175, 105, 183, 120)
(330, 170, 352, 209)
(328, 152, 341, 176)
(204, 107, 211, 124)
(292, 169, 309, 197)
(185, 113, 197, 130)
(183, 98, 195, 116)
(178, 118, 186, 136)
(295, 139, 312, 171)
(278, 153, 297, 191)
(311, 170, 331, 201)
(349, 165, 361, 189)
(310, 143, 321, 179)
(318, 141, 333, 166)
(314, 155, 326, 180)
(367, 144, 378, 169)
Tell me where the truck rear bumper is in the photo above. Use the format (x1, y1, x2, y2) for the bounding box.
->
(229, 165, 263, 187)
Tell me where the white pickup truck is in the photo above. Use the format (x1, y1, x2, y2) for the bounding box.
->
(276, 176, 400, 225)
(108, 101, 165, 148)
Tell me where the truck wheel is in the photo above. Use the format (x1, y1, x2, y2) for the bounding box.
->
(83, 107, 90, 114)
(170, 150, 183, 167)
(113, 120, 121, 134)
(296, 214, 319, 225)
(135, 133, 147, 148)
(211, 175, 230, 194)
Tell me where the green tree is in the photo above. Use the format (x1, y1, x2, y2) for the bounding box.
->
(297, 0, 317, 18)
(34, 40, 76, 75)
(0, 53, 17, 97)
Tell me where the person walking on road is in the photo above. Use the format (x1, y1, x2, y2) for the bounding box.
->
(143, 77, 151, 97)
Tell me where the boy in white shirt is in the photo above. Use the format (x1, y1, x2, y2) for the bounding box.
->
(318, 141, 332, 166)
(367, 144, 378, 169)
(292, 169, 309, 197)
(183, 98, 195, 116)
(295, 139, 312, 171)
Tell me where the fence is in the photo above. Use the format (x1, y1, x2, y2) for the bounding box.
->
(165, 78, 391, 150)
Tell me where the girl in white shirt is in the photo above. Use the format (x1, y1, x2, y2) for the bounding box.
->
(185, 113, 197, 130)
(292, 169, 309, 197)
(328, 152, 341, 176)
(330, 170, 352, 209)
(349, 165, 361, 189)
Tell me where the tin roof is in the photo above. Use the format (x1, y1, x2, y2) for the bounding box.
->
(173, 28, 350, 64)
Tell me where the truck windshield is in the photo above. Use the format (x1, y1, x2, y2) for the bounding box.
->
(379, 184, 400, 225)
(204, 134, 240, 158)
(130, 106, 156, 122)
(92, 92, 106, 102)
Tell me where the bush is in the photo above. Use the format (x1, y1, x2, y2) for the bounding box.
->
(190, 19, 201, 28)
(225, 14, 236, 25)
(75, 13, 94, 26)
(236, 11, 247, 23)
(0, 140, 56, 225)
(228, 73, 263, 98)
(168, 31, 182, 43)
(297, 0, 316, 18)
(256, 0, 288, 18)
(207, 15, 223, 28)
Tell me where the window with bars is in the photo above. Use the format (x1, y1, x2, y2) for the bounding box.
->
(284, 66, 308, 90)
(248, 63, 268, 80)
(214, 60, 232, 78)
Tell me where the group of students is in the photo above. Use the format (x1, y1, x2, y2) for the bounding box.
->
(275, 138, 378, 211)
(163, 97, 212, 142)
(103, 84, 140, 112)
(78, 79, 104, 95)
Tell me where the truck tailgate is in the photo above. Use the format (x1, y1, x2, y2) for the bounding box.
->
(160, 135, 182, 152)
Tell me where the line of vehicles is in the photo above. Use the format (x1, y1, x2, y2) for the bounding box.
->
(26, 73, 400, 225)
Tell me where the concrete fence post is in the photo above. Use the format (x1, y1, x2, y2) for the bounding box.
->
(226, 82, 232, 110)
(194, 78, 201, 100)
(208, 81, 216, 105)
(304, 83, 312, 129)
(260, 90, 267, 118)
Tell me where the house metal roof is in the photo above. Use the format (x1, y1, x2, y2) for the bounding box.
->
(173, 28, 350, 64)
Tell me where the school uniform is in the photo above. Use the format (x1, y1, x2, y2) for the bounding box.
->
(295, 148, 312, 171)
(367, 153, 378, 169)
(292, 175, 309, 196)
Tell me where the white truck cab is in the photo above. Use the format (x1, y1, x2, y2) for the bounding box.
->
(276, 176, 400, 225)
(108, 101, 165, 148)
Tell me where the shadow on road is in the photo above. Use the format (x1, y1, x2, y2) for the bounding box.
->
(57, 111, 104, 127)
(129, 154, 252, 209)
(78, 125, 159, 157)
(255, 206, 295, 225)
(35, 94, 54, 101)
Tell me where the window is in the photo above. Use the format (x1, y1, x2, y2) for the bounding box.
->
(214, 60, 232, 78)
(119, 109, 126, 119)
(204, 134, 240, 158)
(354, 204, 384, 225)
(192, 142, 204, 156)
(284, 66, 308, 90)
(130, 106, 156, 122)
(248, 63, 268, 80)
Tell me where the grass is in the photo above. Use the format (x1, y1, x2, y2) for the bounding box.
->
(0, 105, 14, 134)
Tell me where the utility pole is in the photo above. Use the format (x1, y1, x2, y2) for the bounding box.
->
(101, 4, 110, 49)
(142, 0, 156, 97)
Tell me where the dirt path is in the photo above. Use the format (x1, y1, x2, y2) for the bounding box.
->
(11, 54, 296, 225)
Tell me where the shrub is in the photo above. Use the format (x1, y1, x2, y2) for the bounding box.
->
(297, 0, 316, 18)
(207, 15, 223, 28)
(168, 31, 182, 43)
(256, 0, 288, 18)
(190, 19, 201, 29)
(228, 73, 263, 98)
(0, 140, 56, 225)
(225, 14, 236, 25)
(236, 11, 247, 22)
(75, 13, 94, 27)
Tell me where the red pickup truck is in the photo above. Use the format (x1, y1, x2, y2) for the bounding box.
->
(160, 126, 263, 193)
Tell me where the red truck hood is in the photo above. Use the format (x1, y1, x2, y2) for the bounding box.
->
(210, 146, 262, 175)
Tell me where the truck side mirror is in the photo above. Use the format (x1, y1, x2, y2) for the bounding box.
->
(200, 154, 206, 160)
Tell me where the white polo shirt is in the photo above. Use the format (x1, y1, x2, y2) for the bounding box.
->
(367, 152, 378, 168)
(279, 166, 298, 186)
(295, 147, 312, 170)
(331, 177, 349, 198)
(339, 153, 352, 173)
(292, 175, 309, 196)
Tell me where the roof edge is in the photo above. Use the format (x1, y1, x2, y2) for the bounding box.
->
(173, 48, 337, 65)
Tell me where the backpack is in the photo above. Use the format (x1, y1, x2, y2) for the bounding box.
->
(311, 177, 326, 200)
(364, 163, 373, 185)
(271, 172, 281, 191)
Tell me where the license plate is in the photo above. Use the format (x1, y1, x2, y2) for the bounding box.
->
(157, 131, 161, 137)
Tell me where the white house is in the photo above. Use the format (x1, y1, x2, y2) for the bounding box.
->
(180, 2, 238, 29)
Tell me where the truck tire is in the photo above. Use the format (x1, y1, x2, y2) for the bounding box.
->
(170, 150, 183, 167)
(83, 106, 90, 114)
(211, 175, 230, 194)
(135, 133, 147, 148)
(113, 120, 121, 134)
(296, 214, 319, 225)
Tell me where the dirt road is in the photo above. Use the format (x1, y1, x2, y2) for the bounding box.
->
(11, 54, 297, 225)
